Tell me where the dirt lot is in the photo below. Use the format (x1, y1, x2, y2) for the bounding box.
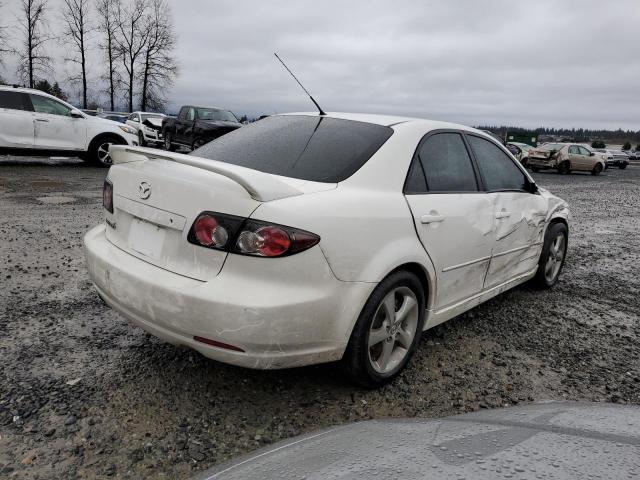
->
(1, 156, 639, 479)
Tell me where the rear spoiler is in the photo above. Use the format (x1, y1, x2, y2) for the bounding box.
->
(109, 146, 302, 202)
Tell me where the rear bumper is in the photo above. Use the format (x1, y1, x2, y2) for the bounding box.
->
(528, 157, 557, 168)
(83, 225, 374, 369)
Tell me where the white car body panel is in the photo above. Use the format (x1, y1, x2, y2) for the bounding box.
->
(0, 86, 137, 152)
(84, 112, 570, 369)
(125, 111, 166, 144)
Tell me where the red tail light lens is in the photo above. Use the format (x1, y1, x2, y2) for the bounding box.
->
(103, 179, 113, 213)
(187, 212, 320, 257)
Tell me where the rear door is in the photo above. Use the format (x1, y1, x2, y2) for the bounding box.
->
(29, 93, 86, 150)
(404, 131, 495, 311)
(0, 90, 35, 148)
(466, 134, 548, 289)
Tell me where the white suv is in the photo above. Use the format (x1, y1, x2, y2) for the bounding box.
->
(0, 85, 138, 166)
(125, 111, 166, 147)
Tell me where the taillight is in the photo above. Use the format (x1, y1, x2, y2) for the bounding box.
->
(187, 211, 320, 257)
(103, 179, 113, 213)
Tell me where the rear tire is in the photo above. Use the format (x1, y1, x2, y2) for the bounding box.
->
(88, 135, 124, 167)
(619, 164, 627, 170)
(164, 132, 176, 151)
(557, 161, 571, 174)
(343, 270, 425, 389)
(533, 222, 568, 289)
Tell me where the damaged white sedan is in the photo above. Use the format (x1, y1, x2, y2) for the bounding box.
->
(84, 113, 570, 387)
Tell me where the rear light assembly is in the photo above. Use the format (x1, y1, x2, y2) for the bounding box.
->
(187, 211, 320, 257)
(103, 179, 113, 213)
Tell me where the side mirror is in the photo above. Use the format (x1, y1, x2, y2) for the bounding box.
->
(590, 152, 595, 156)
(527, 180, 539, 194)
(70, 109, 84, 118)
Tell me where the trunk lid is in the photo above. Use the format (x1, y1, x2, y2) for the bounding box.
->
(105, 146, 334, 280)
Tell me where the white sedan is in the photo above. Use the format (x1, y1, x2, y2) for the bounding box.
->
(84, 113, 570, 387)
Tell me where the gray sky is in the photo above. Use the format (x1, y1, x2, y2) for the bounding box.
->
(1, 0, 639, 129)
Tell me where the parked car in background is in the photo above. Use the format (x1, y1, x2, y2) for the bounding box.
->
(125, 111, 166, 147)
(506, 141, 534, 166)
(162, 105, 242, 151)
(602, 150, 630, 169)
(626, 151, 638, 160)
(0, 85, 137, 166)
(97, 112, 128, 124)
(85, 113, 570, 387)
(528, 143, 606, 175)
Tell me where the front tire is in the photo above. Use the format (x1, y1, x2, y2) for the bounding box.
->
(343, 270, 425, 388)
(164, 132, 176, 151)
(138, 131, 146, 147)
(88, 135, 124, 167)
(619, 164, 627, 170)
(533, 222, 568, 288)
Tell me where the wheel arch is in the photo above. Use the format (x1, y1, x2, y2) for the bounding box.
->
(380, 261, 435, 311)
(87, 132, 128, 153)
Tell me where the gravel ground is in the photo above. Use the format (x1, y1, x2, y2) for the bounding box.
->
(1, 155, 639, 479)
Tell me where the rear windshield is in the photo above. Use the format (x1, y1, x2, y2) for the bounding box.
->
(192, 115, 393, 183)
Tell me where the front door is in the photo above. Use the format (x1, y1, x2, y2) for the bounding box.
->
(466, 134, 547, 289)
(0, 90, 35, 148)
(29, 93, 86, 150)
(404, 131, 494, 311)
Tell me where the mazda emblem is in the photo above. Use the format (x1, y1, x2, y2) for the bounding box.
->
(138, 181, 151, 199)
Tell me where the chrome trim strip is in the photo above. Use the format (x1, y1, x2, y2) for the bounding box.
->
(492, 242, 542, 259)
(442, 255, 491, 273)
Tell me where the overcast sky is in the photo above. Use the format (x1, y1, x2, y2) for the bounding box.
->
(1, 0, 639, 129)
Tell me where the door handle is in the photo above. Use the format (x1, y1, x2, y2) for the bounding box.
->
(495, 210, 511, 219)
(421, 214, 445, 224)
(35, 118, 50, 122)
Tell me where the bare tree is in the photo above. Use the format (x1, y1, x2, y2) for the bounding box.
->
(16, 0, 52, 88)
(62, 0, 91, 108)
(96, 0, 120, 111)
(115, 0, 148, 112)
(0, 1, 10, 69)
(139, 0, 177, 111)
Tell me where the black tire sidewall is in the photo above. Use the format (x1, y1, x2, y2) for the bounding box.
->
(344, 270, 425, 388)
(90, 136, 121, 167)
(534, 222, 568, 288)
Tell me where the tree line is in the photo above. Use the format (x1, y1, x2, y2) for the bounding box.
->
(480, 125, 640, 146)
(0, 0, 178, 112)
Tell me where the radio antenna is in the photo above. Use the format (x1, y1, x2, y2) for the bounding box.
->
(274, 53, 326, 116)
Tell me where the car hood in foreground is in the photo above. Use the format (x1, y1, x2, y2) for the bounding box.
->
(194, 402, 640, 479)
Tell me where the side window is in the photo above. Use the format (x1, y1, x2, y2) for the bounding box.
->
(186, 108, 195, 121)
(0, 91, 32, 111)
(417, 132, 478, 192)
(178, 107, 188, 120)
(568, 145, 579, 154)
(468, 135, 528, 192)
(404, 158, 428, 194)
(578, 146, 591, 156)
(29, 95, 72, 116)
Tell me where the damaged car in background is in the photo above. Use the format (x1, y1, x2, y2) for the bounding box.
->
(527, 143, 606, 175)
(84, 113, 570, 388)
(125, 111, 166, 147)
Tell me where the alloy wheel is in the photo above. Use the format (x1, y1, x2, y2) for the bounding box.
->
(367, 286, 419, 374)
(97, 142, 113, 165)
(545, 233, 566, 283)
